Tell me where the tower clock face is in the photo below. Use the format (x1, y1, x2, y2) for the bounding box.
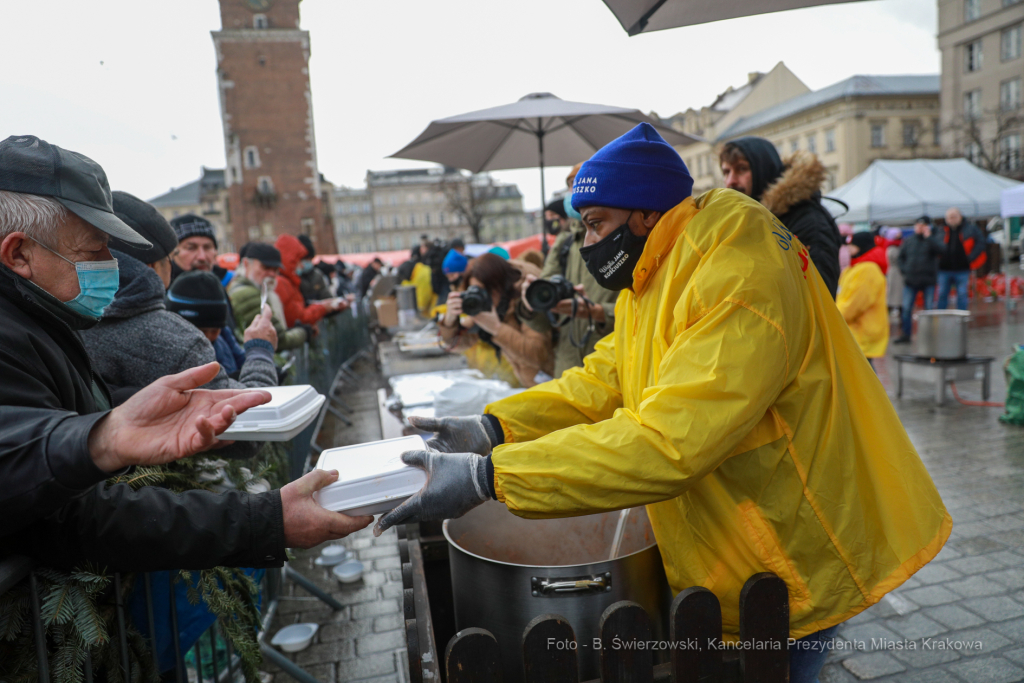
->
(247, 0, 273, 11)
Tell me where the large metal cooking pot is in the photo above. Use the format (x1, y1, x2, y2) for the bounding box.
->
(444, 501, 670, 683)
(914, 310, 970, 359)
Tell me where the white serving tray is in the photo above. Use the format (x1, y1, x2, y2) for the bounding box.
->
(221, 385, 326, 442)
(314, 435, 428, 516)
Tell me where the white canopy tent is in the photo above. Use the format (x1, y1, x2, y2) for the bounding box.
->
(828, 158, 1020, 224)
(1002, 183, 1024, 218)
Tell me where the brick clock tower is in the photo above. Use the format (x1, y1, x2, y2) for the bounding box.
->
(212, 0, 335, 252)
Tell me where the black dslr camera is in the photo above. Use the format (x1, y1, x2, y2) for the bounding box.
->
(524, 275, 575, 312)
(460, 285, 492, 316)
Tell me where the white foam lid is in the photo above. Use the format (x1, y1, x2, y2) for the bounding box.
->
(314, 436, 428, 514)
(222, 385, 325, 439)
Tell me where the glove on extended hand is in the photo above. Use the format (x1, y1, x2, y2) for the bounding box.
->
(407, 415, 498, 455)
(372, 449, 491, 536)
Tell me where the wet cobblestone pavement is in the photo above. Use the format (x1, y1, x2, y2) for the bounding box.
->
(822, 301, 1024, 682)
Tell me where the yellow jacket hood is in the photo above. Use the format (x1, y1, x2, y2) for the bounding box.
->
(485, 188, 950, 639)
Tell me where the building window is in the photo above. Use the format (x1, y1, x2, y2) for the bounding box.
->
(253, 14, 268, 28)
(243, 146, 260, 169)
(903, 121, 919, 147)
(965, 0, 980, 20)
(1002, 78, 1022, 110)
(965, 40, 983, 72)
(825, 128, 836, 153)
(790, 139, 799, 153)
(870, 123, 886, 148)
(1002, 134, 1022, 172)
(1002, 24, 1022, 61)
(806, 134, 817, 154)
(964, 89, 982, 119)
(965, 142, 982, 165)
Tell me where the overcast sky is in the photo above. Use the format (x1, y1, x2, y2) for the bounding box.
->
(1, 0, 939, 214)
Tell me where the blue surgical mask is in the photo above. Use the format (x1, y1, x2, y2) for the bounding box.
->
(32, 239, 119, 318)
(563, 194, 581, 221)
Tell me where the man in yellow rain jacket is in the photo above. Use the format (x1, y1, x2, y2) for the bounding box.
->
(375, 123, 950, 683)
(838, 232, 890, 365)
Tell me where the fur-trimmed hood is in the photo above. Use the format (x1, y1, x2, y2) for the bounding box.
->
(759, 150, 828, 217)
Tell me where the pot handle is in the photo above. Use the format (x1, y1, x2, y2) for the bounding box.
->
(531, 573, 611, 596)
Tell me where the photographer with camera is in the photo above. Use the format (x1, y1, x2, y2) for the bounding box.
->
(523, 166, 618, 378)
(439, 253, 553, 388)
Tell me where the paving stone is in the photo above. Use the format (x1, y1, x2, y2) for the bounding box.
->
(993, 617, 1024, 641)
(990, 569, 1024, 590)
(356, 629, 407, 656)
(296, 637, 355, 666)
(336, 651, 396, 680)
(962, 596, 1024, 622)
(912, 563, 963, 585)
(902, 585, 962, 607)
(947, 656, 1024, 682)
(945, 575, 1008, 598)
(841, 652, 906, 679)
(319, 618, 374, 642)
(926, 604, 989, 630)
(841, 622, 904, 651)
(374, 613, 404, 633)
(943, 627, 1012, 656)
(952, 536, 1008, 556)
(375, 556, 402, 571)
(885, 612, 947, 639)
(891, 642, 961, 667)
(351, 598, 400, 620)
(946, 554, 1005, 575)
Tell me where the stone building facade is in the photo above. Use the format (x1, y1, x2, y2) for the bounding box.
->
(938, 0, 1024, 178)
(211, 0, 336, 252)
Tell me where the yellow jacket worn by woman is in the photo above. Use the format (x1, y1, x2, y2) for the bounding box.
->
(484, 189, 950, 640)
(837, 261, 889, 358)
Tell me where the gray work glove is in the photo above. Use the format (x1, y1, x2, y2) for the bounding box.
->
(408, 415, 498, 455)
(372, 449, 491, 536)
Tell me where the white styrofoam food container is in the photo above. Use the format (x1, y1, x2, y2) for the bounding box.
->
(314, 436, 428, 516)
(221, 385, 326, 441)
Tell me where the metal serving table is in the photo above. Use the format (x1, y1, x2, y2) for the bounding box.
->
(893, 354, 995, 406)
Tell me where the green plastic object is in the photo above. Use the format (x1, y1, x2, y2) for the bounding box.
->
(1000, 346, 1024, 426)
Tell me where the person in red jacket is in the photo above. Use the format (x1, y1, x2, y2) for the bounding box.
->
(274, 234, 346, 328)
(848, 231, 888, 275)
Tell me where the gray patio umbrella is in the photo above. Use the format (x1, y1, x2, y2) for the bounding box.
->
(601, 0, 869, 35)
(390, 92, 699, 250)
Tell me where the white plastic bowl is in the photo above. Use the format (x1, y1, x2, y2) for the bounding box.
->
(270, 623, 318, 653)
(332, 559, 365, 584)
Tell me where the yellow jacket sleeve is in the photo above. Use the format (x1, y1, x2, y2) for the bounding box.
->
(489, 300, 788, 517)
(485, 330, 621, 443)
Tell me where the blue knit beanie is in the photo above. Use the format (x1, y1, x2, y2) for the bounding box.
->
(442, 248, 468, 274)
(571, 122, 693, 214)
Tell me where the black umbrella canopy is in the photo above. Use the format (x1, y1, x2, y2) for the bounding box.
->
(601, 0, 870, 35)
(390, 92, 699, 173)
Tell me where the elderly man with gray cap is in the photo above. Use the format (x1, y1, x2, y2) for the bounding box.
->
(0, 135, 371, 571)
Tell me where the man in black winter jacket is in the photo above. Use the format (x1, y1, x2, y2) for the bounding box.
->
(0, 135, 371, 572)
(720, 137, 842, 298)
(895, 216, 943, 343)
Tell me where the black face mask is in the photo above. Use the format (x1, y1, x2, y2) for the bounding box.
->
(578, 214, 649, 291)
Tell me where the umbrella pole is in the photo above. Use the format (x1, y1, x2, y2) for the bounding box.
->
(538, 127, 549, 256)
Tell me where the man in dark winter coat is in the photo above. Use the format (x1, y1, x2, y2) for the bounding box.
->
(0, 135, 371, 571)
(720, 137, 842, 298)
(937, 207, 986, 310)
(895, 216, 943, 343)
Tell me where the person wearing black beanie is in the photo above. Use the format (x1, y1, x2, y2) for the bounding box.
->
(109, 191, 179, 288)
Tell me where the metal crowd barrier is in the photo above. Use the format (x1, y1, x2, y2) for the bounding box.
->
(1, 300, 373, 683)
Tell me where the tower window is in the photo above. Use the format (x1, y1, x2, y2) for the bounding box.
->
(244, 146, 260, 169)
(253, 14, 268, 29)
